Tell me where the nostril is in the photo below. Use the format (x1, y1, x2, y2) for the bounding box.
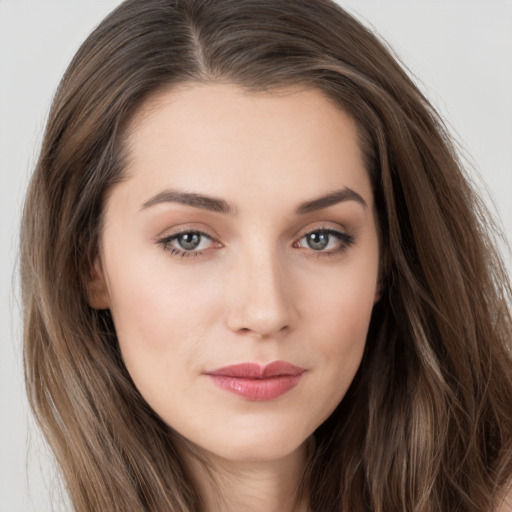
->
(234, 323, 291, 338)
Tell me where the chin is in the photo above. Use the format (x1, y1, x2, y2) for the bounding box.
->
(182, 420, 312, 464)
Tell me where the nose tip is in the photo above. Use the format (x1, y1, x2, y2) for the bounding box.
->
(225, 258, 295, 339)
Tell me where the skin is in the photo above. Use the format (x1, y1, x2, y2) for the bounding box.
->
(89, 83, 380, 512)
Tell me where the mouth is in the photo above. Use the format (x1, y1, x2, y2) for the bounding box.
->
(205, 361, 306, 401)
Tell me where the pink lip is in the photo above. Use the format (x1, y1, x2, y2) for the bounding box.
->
(205, 361, 306, 401)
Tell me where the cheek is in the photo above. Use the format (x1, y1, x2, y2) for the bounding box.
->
(104, 252, 223, 382)
(311, 256, 378, 341)
(281, 267, 376, 435)
(303, 255, 378, 387)
(314, 291, 371, 381)
(320, 284, 375, 348)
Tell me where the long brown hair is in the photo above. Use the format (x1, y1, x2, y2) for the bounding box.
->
(20, 1, 512, 510)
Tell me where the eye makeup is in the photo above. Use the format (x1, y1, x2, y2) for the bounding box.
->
(294, 227, 355, 256)
(155, 224, 355, 260)
(156, 229, 221, 258)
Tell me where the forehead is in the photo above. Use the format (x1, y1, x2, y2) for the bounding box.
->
(118, 82, 373, 211)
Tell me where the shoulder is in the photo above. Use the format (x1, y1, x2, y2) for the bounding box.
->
(497, 483, 512, 512)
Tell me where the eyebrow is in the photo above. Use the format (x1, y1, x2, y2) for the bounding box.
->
(140, 187, 367, 215)
(141, 190, 237, 215)
(295, 187, 367, 214)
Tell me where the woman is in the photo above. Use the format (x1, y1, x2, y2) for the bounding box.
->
(20, 0, 512, 511)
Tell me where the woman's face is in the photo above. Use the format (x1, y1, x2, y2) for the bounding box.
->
(91, 83, 380, 462)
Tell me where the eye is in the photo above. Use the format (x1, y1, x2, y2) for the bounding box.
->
(157, 230, 219, 257)
(173, 232, 208, 251)
(295, 228, 354, 253)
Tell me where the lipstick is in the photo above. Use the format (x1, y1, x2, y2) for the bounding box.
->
(205, 361, 306, 401)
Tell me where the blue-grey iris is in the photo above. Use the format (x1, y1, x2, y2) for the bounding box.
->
(307, 232, 329, 250)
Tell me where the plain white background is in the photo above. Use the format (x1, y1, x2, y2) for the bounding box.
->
(1, 1, 511, 511)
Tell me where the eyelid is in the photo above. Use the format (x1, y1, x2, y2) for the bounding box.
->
(154, 221, 220, 240)
(293, 225, 355, 255)
(293, 221, 350, 241)
(155, 222, 354, 259)
(156, 227, 223, 258)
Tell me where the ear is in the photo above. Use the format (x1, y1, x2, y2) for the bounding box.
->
(373, 278, 383, 304)
(86, 257, 110, 310)
(373, 269, 386, 304)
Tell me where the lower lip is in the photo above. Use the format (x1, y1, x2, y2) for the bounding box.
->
(207, 374, 304, 401)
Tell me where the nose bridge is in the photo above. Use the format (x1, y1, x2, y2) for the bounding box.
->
(226, 240, 294, 337)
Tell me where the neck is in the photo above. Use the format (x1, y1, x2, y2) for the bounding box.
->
(182, 441, 310, 512)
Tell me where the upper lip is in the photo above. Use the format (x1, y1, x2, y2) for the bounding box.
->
(205, 361, 306, 379)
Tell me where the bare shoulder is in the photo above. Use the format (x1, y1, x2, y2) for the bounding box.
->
(497, 483, 512, 512)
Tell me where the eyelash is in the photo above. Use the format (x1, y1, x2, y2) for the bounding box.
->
(157, 229, 216, 259)
(156, 227, 355, 259)
(294, 228, 355, 257)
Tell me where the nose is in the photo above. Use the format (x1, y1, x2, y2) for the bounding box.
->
(225, 248, 296, 339)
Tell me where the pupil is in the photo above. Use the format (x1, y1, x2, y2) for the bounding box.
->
(307, 232, 329, 250)
(179, 233, 200, 250)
